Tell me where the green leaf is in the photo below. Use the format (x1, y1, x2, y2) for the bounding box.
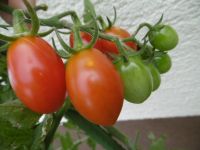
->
(87, 137, 96, 150)
(56, 132, 74, 150)
(0, 53, 16, 103)
(149, 133, 167, 150)
(83, 0, 97, 23)
(0, 100, 41, 150)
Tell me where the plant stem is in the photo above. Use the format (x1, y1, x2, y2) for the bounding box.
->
(65, 109, 126, 150)
(38, 28, 54, 37)
(0, 33, 17, 42)
(44, 98, 71, 149)
(133, 22, 152, 36)
(23, 0, 40, 35)
(104, 126, 134, 150)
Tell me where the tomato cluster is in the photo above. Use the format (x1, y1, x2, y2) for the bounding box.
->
(3, 0, 178, 126)
(7, 24, 178, 126)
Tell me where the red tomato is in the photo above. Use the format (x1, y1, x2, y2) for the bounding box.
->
(69, 26, 137, 55)
(0, 0, 36, 24)
(102, 26, 137, 54)
(7, 36, 66, 114)
(66, 49, 124, 126)
(70, 32, 103, 50)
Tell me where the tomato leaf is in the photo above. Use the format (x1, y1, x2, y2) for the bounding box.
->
(0, 53, 16, 104)
(0, 100, 41, 150)
(148, 133, 167, 150)
(83, 0, 96, 23)
(87, 137, 96, 150)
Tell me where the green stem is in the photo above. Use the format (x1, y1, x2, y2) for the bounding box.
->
(23, 0, 40, 35)
(112, 7, 117, 26)
(0, 33, 17, 42)
(44, 98, 71, 149)
(65, 109, 126, 150)
(59, 11, 81, 25)
(81, 18, 99, 50)
(134, 23, 152, 36)
(122, 37, 142, 47)
(38, 28, 54, 37)
(55, 29, 76, 54)
(72, 26, 83, 49)
(39, 11, 80, 29)
(104, 126, 133, 150)
(34, 4, 48, 12)
(97, 16, 107, 30)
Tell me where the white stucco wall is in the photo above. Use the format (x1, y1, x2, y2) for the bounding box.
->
(1, 0, 200, 120)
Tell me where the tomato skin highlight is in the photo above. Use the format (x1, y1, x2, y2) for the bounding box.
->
(66, 49, 124, 126)
(115, 57, 152, 104)
(7, 36, 66, 114)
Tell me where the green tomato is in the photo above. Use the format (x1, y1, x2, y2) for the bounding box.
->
(154, 53, 172, 74)
(146, 63, 161, 91)
(115, 57, 152, 104)
(149, 25, 179, 51)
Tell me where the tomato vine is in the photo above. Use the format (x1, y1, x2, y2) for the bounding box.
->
(0, 0, 179, 149)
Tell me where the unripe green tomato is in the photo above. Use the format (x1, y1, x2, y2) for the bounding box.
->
(0, 0, 36, 24)
(148, 25, 179, 51)
(115, 56, 152, 104)
(146, 63, 161, 91)
(154, 53, 172, 74)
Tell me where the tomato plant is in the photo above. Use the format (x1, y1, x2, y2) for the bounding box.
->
(65, 49, 124, 126)
(115, 56, 152, 104)
(153, 53, 172, 74)
(0, 0, 179, 148)
(7, 36, 66, 114)
(148, 25, 179, 51)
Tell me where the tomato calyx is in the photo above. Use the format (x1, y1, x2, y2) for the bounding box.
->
(55, 16, 99, 56)
(96, 7, 117, 31)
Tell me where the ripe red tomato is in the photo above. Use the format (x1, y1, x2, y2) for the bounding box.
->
(69, 26, 137, 54)
(0, 0, 36, 24)
(66, 49, 124, 126)
(7, 36, 66, 114)
(101, 26, 137, 54)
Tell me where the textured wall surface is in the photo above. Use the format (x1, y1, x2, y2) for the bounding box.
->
(1, 0, 200, 120)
